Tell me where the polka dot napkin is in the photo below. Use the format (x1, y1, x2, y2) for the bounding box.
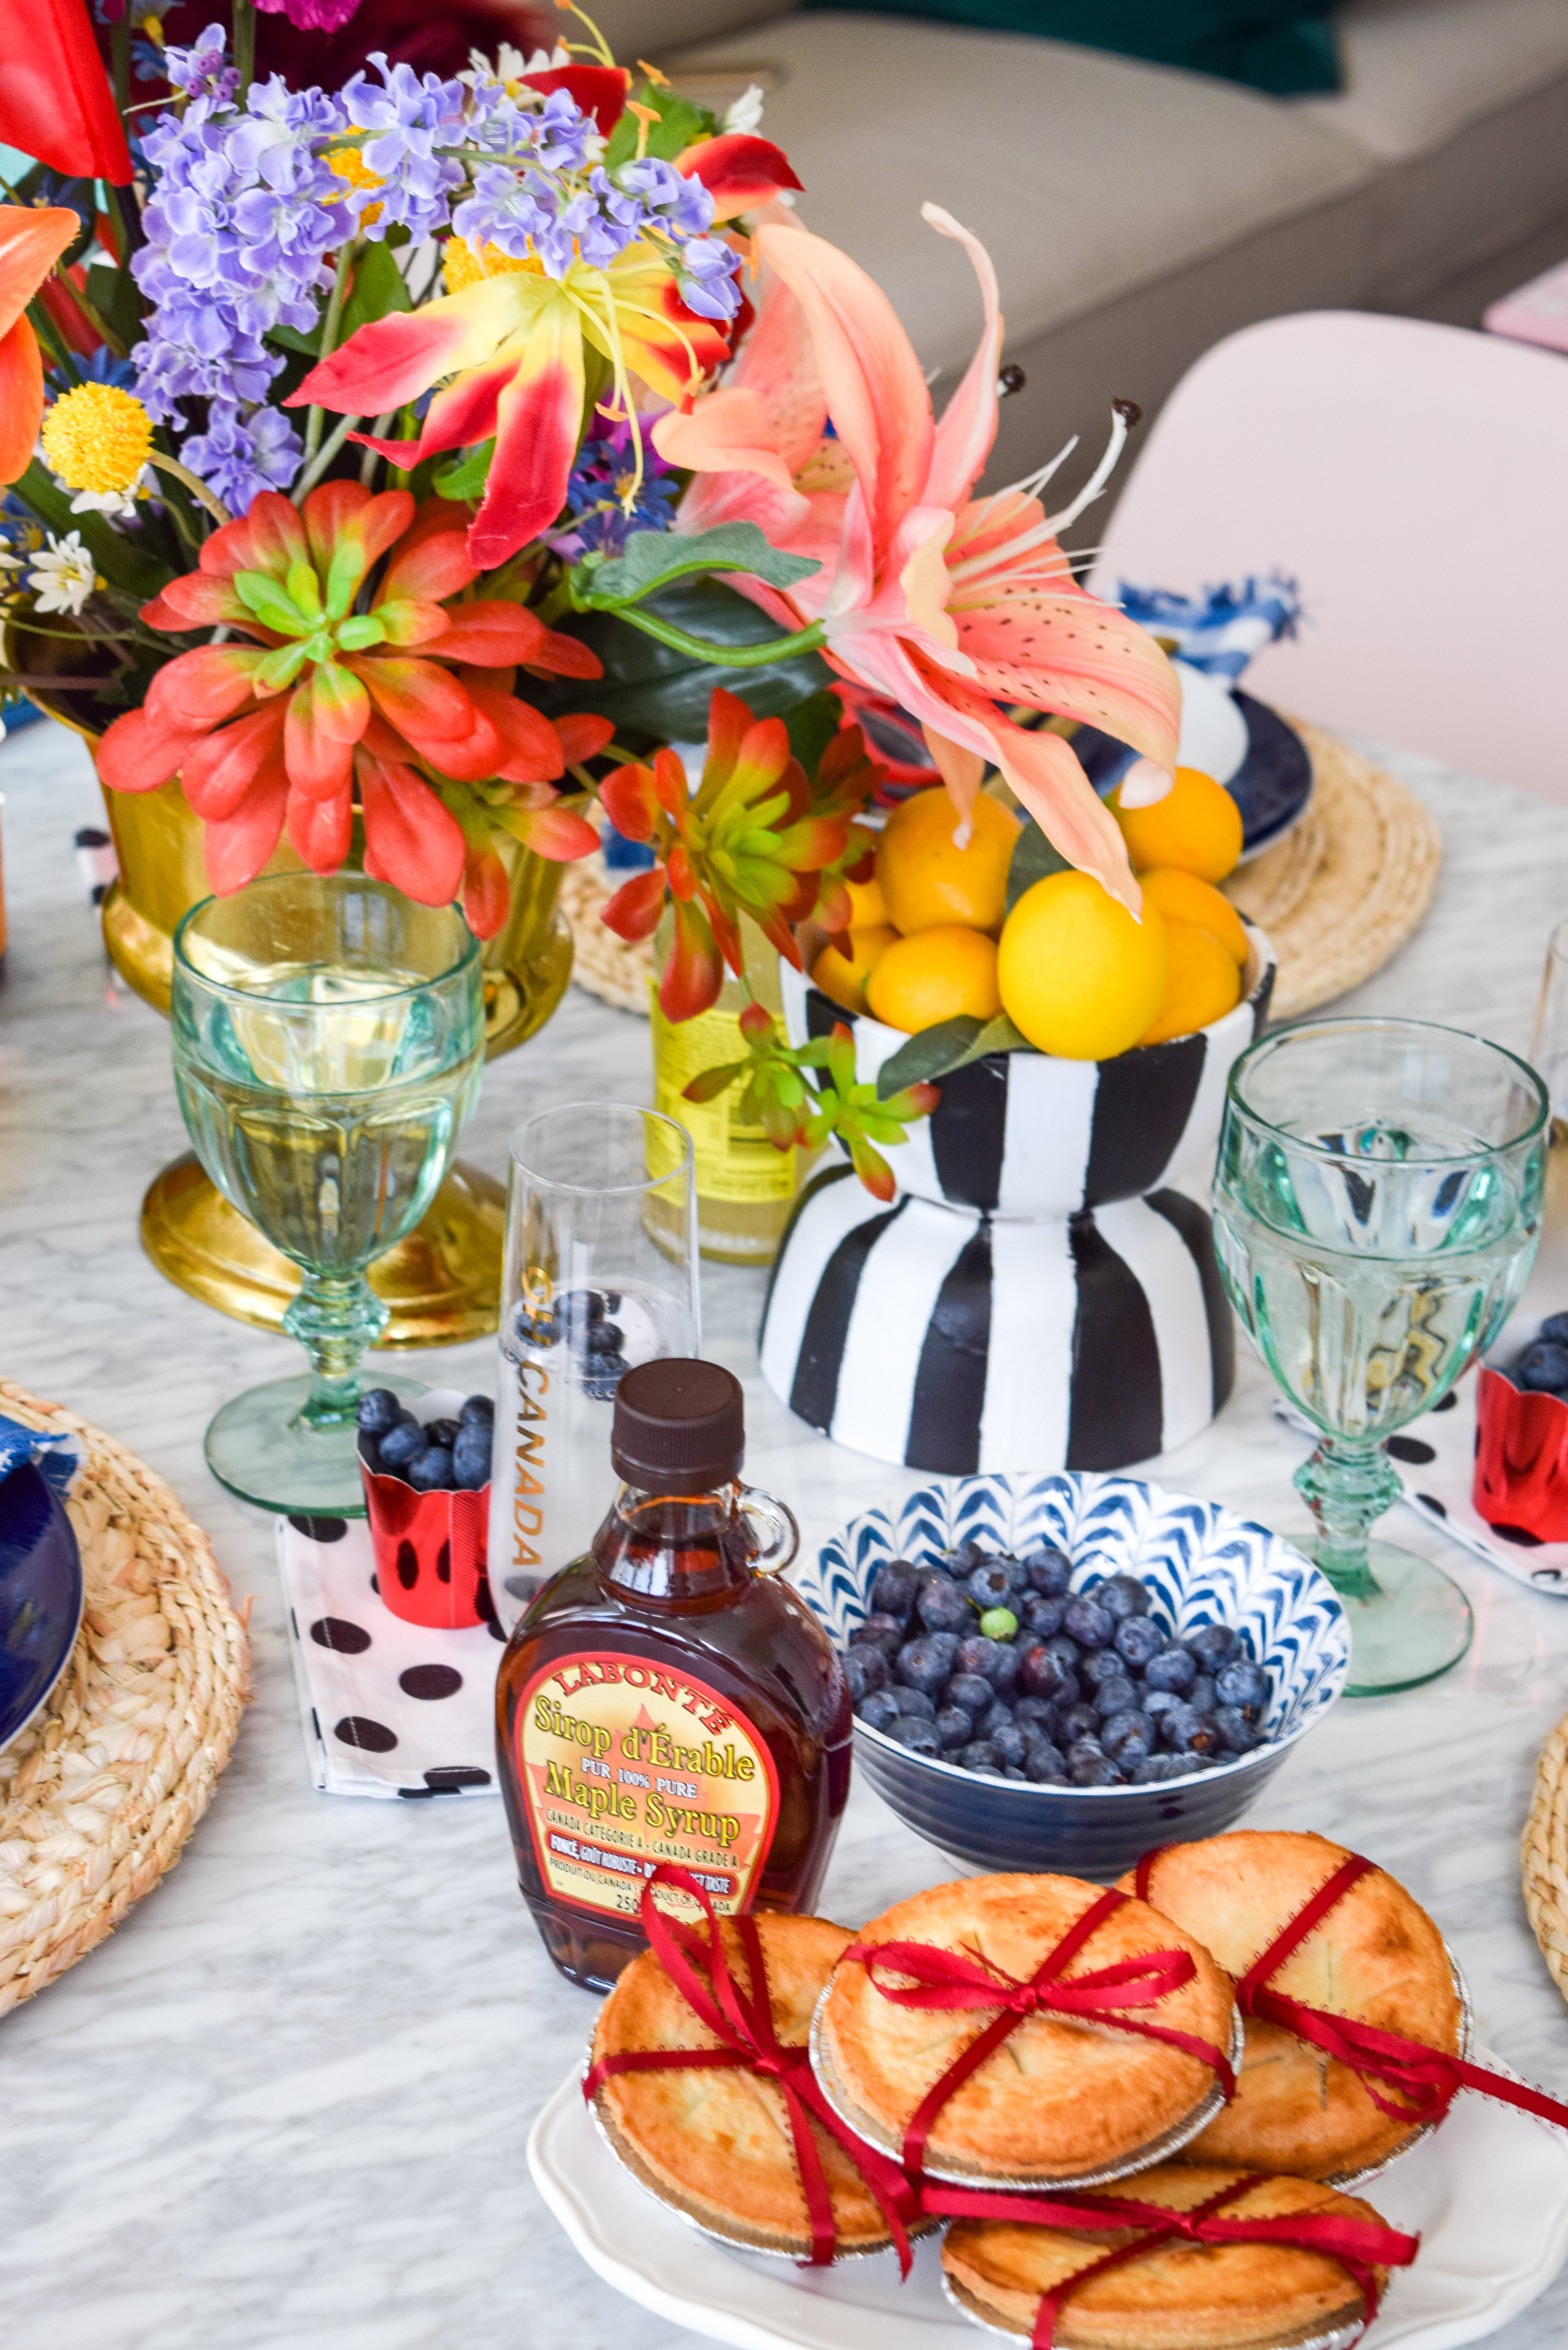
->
(275, 1514, 505, 1798)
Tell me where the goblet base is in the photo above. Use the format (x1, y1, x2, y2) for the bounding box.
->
(1326, 1539, 1474, 1697)
(204, 1372, 424, 1517)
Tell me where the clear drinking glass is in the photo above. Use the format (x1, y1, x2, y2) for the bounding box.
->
(171, 874, 485, 1515)
(1214, 1016, 1548, 1696)
(488, 1102, 699, 1632)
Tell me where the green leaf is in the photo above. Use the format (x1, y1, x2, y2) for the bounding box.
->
(434, 440, 494, 501)
(340, 239, 411, 341)
(784, 690, 842, 777)
(12, 463, 171, 601)
(604, 84, 716, 168)
(683, 1059, 747, 1103)
(574, 524, 821, 610)
(268, 322, 323, 360)
(83, 258, 144, 351)
(1005, 819, 1071, 914)
(875, 1012, 1033, 1099)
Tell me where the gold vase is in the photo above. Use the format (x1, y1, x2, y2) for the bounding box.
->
(91, 746, 572, 1346)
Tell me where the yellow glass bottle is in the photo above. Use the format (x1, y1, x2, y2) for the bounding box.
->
(648, 912, 810, 1264)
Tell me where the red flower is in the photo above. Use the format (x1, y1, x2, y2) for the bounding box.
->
(98, 482, 611, 934)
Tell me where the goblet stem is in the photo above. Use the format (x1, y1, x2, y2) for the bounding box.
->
(1293, 1435, 1404, 1602)
(282, 1271, 389, 1430)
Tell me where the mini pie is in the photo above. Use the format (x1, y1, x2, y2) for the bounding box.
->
(590, 1910, 914, 2257)
(941, 2161, 1394, 2350)
(814, 1873, 1237, 2183)
(1122, 1831, 1463, 2180)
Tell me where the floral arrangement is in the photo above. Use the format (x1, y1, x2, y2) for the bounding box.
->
(0, 0, 1180, 1184)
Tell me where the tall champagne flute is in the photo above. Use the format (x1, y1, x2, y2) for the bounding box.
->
(1214, 1016, 1547, 1695)
(171, 874, 485, 1514)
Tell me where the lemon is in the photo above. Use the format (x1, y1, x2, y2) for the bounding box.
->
(1137, 867, 1250, 966)
(839, 873, 890, 930)
(1138, 917, 1243, 1046)
(866, 925, 1002, 1033)
(997, 873, 1168, 1059)
(811, 925, 898, 1016)
(1111, 766, 1243, 883)
(875, 787, 1020, 935)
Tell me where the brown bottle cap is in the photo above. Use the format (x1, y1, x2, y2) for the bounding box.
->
(611, 1358, 744, 1493)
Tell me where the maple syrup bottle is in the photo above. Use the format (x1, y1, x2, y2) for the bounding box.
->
(495, 1358, 851, 1991)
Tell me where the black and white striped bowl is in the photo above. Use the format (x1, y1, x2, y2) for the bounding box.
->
(778, 925, 1274, 1217)
(799, 1471, 1347, 1881)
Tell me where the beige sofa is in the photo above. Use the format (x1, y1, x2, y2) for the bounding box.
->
(593, 0, 1568, 489)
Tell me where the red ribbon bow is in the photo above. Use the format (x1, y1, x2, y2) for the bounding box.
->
(1136, 1846, 1568, 2140)
(583, 1865, 920, 2273)
(924, 2171, 1421, 2348)
(840, 1886, 1237, 2176)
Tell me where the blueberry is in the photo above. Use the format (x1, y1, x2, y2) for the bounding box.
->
(1063, 1596, 1114, 1650)
(956, 1741, 1004, 1773)
(896, 1633, 960, 1692)
(856, 1690, 903, 1733)
(1018, 1645, 1072, 1702)
(356, 1388, 402, 1435)
(1000, 1765, 1029, 1781)
(408, 1445, 455, 1492)
(1215, 1658, 1269, 1717)
(1162, 1702, 1221, 1756)
(917, 1579, 972, 1634)
(1014, 1694, 1059, 1733)
(1096, 1574, 1149, 1622)
(843, 1648, 887, 1704)
(997, 1555, 1031, 1592)
(989, 1644, 1021, 1696)
(1128, 1752, 1186, 1783)
(584, 1321, 624, 1358)
(357, 1434, 382, 1474)
(1141, 1686, 1182, 1722)
(1115, 1616, 1165, 1669)
(950, 1541, 987, 1573)
(890, 1688, 937, 1721)
(377, 1416, 425, 1473)
(1059, 1702, 1100, 1743)
(871, 1560, 920, 1619)
(459, 1393, 494, 1427)
(1214, 1704, 1261, 1754)
(946, 1673, 995, 1717)
(453, 1423, 492, 1489)
(1101, 1708, 1153, 1762)
(892, 1717, 942, 1756)
(1081, 1648, 1128, 1691)
(850, 1614, 905, 1658)
(1092, 1675, 1138, 1720)
(1024, 1547, 1073, 1596)
(935, 1707, 975, 1751)
(1069, 1750, 1119, 1787)
(1043, 1633, 1083, 1671)
(1517, 1340, 1568, 1392)
(978, 1606, 1020, 1642)
(560, 1286, 605, 1328)
(966, 1563, 1014, 1610)
(978, 1697, 1016, 1742)
(990, 1721, 1028, 1767)
(422, 1418, 460, 1449)
(1019, 1593, 1065, 1639)
(1541, 1312, 1568, 1345)
(1144, 1644, 1197, 1695)
(1189, 1675, 1217, 1717)
(1186, 1622, 1239, 1671)
(1024, 1739, 1068, 1783)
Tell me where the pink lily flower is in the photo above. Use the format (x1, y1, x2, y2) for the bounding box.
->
(652, 208, 1179, 912)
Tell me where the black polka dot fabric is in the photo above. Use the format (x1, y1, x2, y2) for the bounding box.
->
(277, 1517, 502, 1797)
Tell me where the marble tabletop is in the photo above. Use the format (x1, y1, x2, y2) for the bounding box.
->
(4, 713, 1568, 2350)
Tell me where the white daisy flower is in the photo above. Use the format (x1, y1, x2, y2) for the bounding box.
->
(62, 466, 152, 520)
(722, 84, 767, 135)
(28, 532, 100, 616)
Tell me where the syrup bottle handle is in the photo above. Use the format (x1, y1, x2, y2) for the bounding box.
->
(738, 1486, 799, 1577)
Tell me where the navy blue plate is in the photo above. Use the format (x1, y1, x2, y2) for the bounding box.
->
(0, 1462, 85, 1753)
(1072, 687, 1313, 860)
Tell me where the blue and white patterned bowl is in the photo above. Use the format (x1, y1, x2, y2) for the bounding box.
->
(800, 1472, 1348, 1881)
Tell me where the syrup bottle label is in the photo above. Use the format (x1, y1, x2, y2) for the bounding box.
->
(511, 1650, 781, 1919)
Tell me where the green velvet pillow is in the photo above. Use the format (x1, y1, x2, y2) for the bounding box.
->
(803, 1, 1342, 95)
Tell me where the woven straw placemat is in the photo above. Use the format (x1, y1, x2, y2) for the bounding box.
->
(0, 1381, 250, 2016)
(1225, 721, 1443, 1019)
(1524, 1709, 1568, 2006)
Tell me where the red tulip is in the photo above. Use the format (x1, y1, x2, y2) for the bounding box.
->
(0, 0, 132, 183)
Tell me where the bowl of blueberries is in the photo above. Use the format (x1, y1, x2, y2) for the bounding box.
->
(799, 1470, 1348, 1877)
(355, 1387, 495, 1631)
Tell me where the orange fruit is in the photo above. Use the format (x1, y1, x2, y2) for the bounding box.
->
(1137, 867, 1249, 966)
(839, 873, 890, 930)
(997, 873, 1167, 1059)
(866, 926, 1002, 1033)
(1111, 766, 1243, 883)
(874, 787, 1020, 935)
(811, 925, 898, 1016)
(1138, 917, 1243, 1046)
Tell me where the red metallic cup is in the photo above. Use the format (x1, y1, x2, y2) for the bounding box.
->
(362, 1390, 494, 1629)
(1473, 1362, 1568, 1544)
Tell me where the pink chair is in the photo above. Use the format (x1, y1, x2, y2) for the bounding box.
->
(1087, 311, 1568, 802)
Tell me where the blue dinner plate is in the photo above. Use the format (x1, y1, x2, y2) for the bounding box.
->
(0, 1462, 85, 1754)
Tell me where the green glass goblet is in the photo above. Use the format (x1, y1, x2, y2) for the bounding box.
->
(1214, 1015, 1548, 1696)
(171, 874, 485, 1515)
